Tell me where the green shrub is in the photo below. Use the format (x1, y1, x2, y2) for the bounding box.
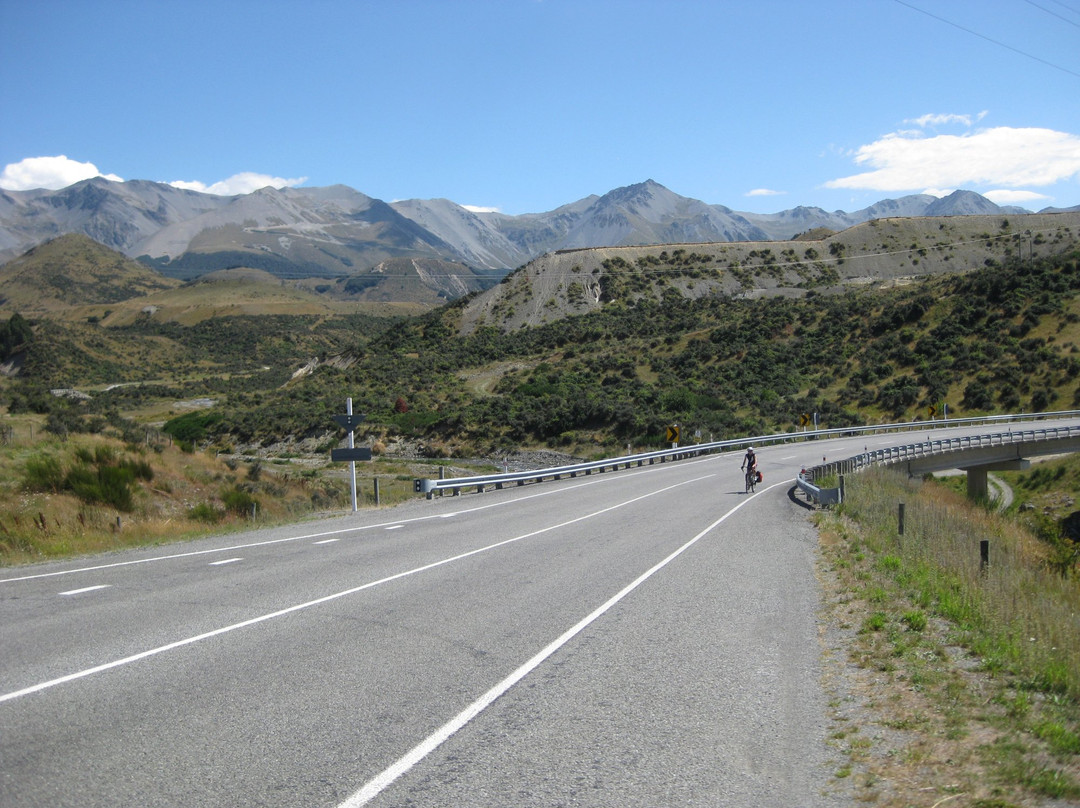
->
(188, 503, 223, 523)
(902, 610, 928, 632)
(23, 455, 64, 493)
(64, 464, 135, 511)
(862, 612, 888, 632)
(222, 486, 258, 516)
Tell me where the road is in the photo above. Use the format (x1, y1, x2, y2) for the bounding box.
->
(0, 423, 1068, 807)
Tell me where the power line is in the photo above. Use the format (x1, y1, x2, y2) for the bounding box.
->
(1025, 0, 1080, 28)
(893, 0, 1080, 79)
(1043, 0, 1080, 18)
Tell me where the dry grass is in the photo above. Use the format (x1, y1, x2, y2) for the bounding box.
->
(0, 430, 430, 566)
(817, 467, 1080, 806)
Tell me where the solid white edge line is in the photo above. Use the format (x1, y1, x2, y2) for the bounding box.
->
(338, 480, 782, 807)
(0, 475, 712, 706)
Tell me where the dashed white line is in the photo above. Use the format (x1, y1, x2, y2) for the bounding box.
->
(0, 475, 713, 706)
(385, 525, 404, 531)
(0, 475, 623, 584)
(209, 558, 242, 566)
(59, 585, 111, 597)
(314, 539, 339, 545)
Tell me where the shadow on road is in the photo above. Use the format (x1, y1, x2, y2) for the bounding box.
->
(787, 484, 815, 511)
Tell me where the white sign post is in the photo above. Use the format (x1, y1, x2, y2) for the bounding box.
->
(331, 398, 371, 513)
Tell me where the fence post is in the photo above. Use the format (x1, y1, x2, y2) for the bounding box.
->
(898, 503, 905, 535)
(980, 540, 990, 574)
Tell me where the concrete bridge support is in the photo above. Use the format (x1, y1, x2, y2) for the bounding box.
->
(961, 459, 1029, 500)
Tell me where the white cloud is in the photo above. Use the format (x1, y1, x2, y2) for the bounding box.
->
(746, 188, 786, 197)
(168, 171, 307, 196)
(0, 155, 123, 190)
(462, 204, 501, 213)
(826, 123, 1080, 193)
(982, 189, 1052, 205)
(905, 111, 987, 128)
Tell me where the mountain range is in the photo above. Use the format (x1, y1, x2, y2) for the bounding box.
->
(3, 177, 1073, 285)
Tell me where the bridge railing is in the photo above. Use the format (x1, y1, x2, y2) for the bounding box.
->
(803, 422, 1080, 483)
(414, 410, 1080, 499)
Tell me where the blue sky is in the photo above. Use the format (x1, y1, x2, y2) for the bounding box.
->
(1, 0, 1078, 214)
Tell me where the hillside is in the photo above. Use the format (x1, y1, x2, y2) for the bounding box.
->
(4, 218, 1080, 469)
(9, 244, 1072, 465)
(0, 234, 179, 315)
(460, 210, 1080, 332)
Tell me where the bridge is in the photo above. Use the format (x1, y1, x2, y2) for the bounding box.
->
(805, 421, 1080, 501)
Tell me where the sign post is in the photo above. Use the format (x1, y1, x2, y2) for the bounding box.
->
(331, 398, 371, 512)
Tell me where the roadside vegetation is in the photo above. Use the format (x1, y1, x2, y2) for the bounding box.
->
(819, 466, 1080, 805)
(0, 413, 460, 564)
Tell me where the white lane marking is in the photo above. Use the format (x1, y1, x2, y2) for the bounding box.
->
(209, 558, 242, 566)
(314, 539, 340, 545)
(58, 585, 111, 597)
(340, 479, 784, 807)
(385, 525, 404, 531)
(0, 461, 692, 585)
(0, 475, 713, 706)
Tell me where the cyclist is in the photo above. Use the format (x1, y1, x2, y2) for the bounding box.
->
(741, 447, 758, 492)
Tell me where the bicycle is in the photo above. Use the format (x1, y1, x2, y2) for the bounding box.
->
(744, 468, 756, 493)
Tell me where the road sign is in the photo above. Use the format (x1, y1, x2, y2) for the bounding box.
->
(332, 400, 367, 512)
(666, 425, 680, 443)
(331, 447, 372, 462)
(332, 413, 364, 432)
(799, 413, 810, 426)
(928, 404, 937, 418)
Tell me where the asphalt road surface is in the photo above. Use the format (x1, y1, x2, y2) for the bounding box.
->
(2, 422, 1069, 807)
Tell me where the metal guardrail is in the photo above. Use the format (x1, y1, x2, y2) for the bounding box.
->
(414, 444, 712, 497)
(414, 410, 1080, 499)
(795, 474, 842, 506)
(804, 422, 1080, 481)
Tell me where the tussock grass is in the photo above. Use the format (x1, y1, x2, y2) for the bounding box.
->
(841, 468, 1080, 699)
(0, 432, 430, 566)
(819, 467, 1080, 804)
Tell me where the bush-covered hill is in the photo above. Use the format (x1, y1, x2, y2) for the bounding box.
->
(460, 211, 1080, 332)
(148, 248, 1080, 455)
(4, 237, 1080, 461)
